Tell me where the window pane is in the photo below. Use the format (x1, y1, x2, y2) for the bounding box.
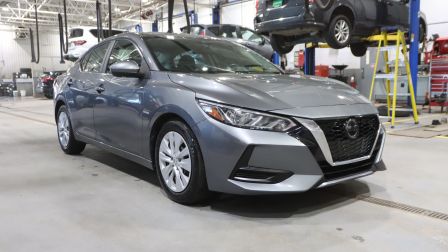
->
(144, 36, 280, 74)
(84, 43, 109, 73)
(106, 40, 142, 72)
(219, 25, 238, 38)
(240, 28, 263, 43)
(207, 27, 219, 36)
(69, 29, 83, 38)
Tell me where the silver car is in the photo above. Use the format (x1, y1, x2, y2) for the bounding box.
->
(54, 33, 385, 204)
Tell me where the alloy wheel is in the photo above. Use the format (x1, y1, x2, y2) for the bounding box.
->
(58, 111, 70, 148)
(334, 19, 350, 44)
(158, 131, 192, 193)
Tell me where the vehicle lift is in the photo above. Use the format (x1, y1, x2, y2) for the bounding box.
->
(303, 0, 421, 127)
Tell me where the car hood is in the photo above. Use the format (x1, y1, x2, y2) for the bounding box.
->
(168, 73, 375, 117)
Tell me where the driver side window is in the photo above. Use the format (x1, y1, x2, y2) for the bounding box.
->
(106, 40, 143, 73)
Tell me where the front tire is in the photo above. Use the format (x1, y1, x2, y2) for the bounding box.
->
(57, 105, 86, 154)
(155, 120, 210, 204)
(270, 35, 294, 54)
(325, 15, 352, 49)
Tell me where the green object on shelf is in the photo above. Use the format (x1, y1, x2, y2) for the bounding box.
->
(272, 0, 283, 8)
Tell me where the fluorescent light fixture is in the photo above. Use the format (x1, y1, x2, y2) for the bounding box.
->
(2, 7, 9, 11)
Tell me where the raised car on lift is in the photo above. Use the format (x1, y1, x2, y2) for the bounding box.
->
(254, 0, 426, 56)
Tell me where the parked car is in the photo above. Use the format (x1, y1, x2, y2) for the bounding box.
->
(37, 71, 66, 99)
(64, 27, 126, 61)
(254, 0, 427, 56)
(54, 33, 385, 204)
(180, 24, 275, 60)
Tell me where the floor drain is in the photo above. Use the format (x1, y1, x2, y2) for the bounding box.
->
(358, 195, 448, 222)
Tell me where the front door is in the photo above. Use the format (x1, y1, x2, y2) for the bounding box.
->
(69, 42, 110, 139)
(93, 39, 146, 156)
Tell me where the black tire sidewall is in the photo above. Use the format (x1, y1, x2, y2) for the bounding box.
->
(57, 105, 85, 154)
(270, 35, 294, 54)
(326, 15, 352, 49)
(350, 43, 367, 57)
(154, 120, 208, 204)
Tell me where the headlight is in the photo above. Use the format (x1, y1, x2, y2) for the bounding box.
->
(198, 100, 296, 132)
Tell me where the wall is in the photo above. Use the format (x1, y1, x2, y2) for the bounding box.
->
(0, 25, 70, 79)
(221, 0, 256, 29)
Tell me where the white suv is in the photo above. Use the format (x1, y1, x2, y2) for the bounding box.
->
(65, 27, 125, 61)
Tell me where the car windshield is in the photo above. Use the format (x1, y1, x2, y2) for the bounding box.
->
(143, 36, 281, 74)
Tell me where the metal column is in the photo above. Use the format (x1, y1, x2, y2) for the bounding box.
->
(304, 47, 315, 75)
(409, 0, 420, 103)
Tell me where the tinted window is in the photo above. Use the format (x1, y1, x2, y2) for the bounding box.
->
(83, 43, 109, 73)
(90, 29, 123, 38)
(240, 28, 263, 43)
(69, 29, 83, 38)
(181, 26, 203, 35)
(144, 36, 280, 74)
(207, 26, 219, 36)
(219, 25, 237, 38)
(106, 40, 142, 72)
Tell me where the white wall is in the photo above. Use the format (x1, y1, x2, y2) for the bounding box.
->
(421, 0, 448, 37)
(0, 25, 70, 78)
(221, 0, 256, 29)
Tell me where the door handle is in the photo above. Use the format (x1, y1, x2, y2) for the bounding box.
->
(96, 84, 105, 93)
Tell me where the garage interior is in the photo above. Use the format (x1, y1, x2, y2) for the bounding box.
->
(1, 0, 448, 251)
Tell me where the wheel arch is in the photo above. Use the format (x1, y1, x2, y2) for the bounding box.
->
(54, 98, 66, 122)
(327, 5, 355, 26)
(148, 105, 203, 163)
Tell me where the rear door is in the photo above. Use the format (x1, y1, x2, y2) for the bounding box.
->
(93, 39, 147, 156)
(68, 42, 111, 139)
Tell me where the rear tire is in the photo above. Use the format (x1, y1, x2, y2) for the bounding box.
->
(325, 14, 352, 49)
(270, 35, 294, 54)
(57, 105, 86, 155)
(155, 120, 210, 204)
(350, 43, 367, 57)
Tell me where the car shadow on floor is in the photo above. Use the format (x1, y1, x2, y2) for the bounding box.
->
(208, 180, 379, 219)
(81, 146, 385, 218)
(81, 146, 160, 187)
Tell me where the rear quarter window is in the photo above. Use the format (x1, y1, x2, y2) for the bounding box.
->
(69, 29, 83, 38)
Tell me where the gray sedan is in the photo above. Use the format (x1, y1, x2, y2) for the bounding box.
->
(54, 33, 385, 204)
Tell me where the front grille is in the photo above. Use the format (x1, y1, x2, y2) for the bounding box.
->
(315, 115, 380, 162)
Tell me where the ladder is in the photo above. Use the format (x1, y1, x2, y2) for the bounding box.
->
(368, 29, 419, 128)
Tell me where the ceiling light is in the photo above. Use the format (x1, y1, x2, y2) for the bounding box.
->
(88, 16, 94, 20)
(2, 7, 9, 11)
(114, 7, 120, 12)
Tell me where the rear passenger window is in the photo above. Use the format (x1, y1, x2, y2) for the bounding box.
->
(219, 25, 237, 38)
(69, 29, 83, 38)
(83, 43, 109, 73)
(106, 40, 142, 73)
(208, 27, 219, 36)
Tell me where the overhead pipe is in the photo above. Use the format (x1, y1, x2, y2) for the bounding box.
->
(108, 0, 112, 37)
(167, 0, 174, 33)
(96, 0, 104, 41)
(30, 0, 40, 63)
(58, 0, 69, 63)
(182, 0, 190, 34)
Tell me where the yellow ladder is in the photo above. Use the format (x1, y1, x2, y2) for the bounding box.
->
(368, 30, 419, 128)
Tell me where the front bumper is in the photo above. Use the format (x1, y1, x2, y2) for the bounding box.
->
(196, 115, 385, 195)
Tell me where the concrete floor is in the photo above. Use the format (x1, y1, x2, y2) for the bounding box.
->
(0, 97, 447, 252)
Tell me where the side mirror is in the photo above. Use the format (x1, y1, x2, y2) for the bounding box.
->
(110, 60, 142, 78)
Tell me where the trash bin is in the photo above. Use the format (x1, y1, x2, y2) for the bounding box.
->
(13, 90, 19, 97)
(20, 90, 26, 97)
